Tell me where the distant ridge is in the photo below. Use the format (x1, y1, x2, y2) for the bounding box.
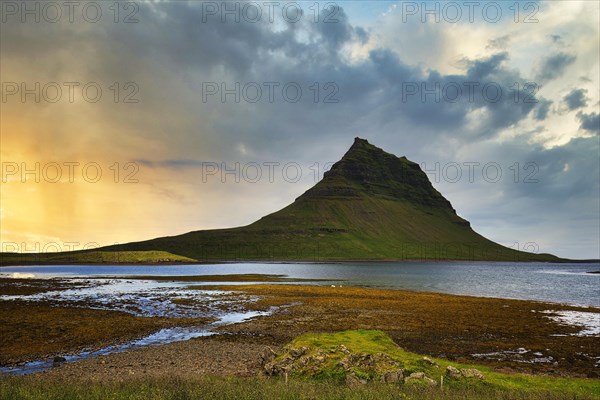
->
(1, 138, 564, 265)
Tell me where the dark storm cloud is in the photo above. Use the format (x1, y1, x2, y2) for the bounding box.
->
(508, 136, 599, 199)
(313, 6, 354, 49)
(121, 2, 368, 73)
(533, 99, 552, 120)
(577, 112, 600, 134)
(433, 135, 600, 258)
(85, 3, 539, 144)
(365, 51, 538, 136)
(0, 1, 540, 146)
(563, 88, 588, 110)
(535, 52, 576, 82)
(465, 52, 509, 80)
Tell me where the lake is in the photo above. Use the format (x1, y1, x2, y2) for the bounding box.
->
(2, 261, 599, 307)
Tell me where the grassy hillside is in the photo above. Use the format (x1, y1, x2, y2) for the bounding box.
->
(97, 195, 556, 262)
(1, 138, 562, 265)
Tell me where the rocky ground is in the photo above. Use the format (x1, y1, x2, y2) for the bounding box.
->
(29, 334, 279, 382)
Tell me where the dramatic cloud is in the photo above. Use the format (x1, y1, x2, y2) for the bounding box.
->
(563, 89, 588, 110)
(1, 1, 598, 258)
(577, 112, 600, 134)
(535, 52, 576, 82)
(533, 99, 553, 121)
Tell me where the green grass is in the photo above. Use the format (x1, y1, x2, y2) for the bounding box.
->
(0, 250, 196, 265)
(276, 330, 599, 398)
(1, 375, 597, 400)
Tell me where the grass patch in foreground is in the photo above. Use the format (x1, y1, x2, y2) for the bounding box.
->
(2, 330, 597, 400)
(1, 375, 597, 400)
(271, 330, 599, 399)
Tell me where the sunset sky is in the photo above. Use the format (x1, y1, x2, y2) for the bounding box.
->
(1, 1, 599, 259)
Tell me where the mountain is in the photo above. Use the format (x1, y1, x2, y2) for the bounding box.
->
(1, 138, 562, 264)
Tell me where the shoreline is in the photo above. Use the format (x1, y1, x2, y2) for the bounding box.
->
(2, 258, 599, 267)
(1, 270, 599, 309)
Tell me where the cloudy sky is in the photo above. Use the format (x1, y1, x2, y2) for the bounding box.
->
(1, 1, 598, 259)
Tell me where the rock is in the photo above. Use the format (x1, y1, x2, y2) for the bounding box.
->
(337, 345, 350, 355)
(337, 359, 351, 371)
(352, 353, 375, 367)
(406, 372, 425, 380)
(446, 365, 461, 378)
(259, 347, 277, 364)
(405, 372, 436, 386)
(422, 357, 438, 366)
(52, 356, 66, 366)
(373, 353, 399, 368)
(423, 377, 437, 386)
(344, 352, 396, 369)
(446, 366, 485, 380)
(290, 347, 307, 359)
(345, 373, 367, 388)
(264, 354, 295, 376)
(460, 368, 485, 380)
(381, 369, 404, 384)
(312, 353, 327, 363)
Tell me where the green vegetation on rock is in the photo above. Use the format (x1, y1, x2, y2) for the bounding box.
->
(262, 330, 599, 398)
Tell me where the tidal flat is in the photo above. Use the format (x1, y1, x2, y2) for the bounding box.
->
(0, 287, 213, 366)
(207, 284, 600, 377)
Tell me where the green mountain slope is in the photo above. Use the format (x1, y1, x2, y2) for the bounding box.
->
(1, 138, 562, 264)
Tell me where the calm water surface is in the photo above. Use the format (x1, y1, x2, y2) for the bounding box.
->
(2, 261, 599, 307)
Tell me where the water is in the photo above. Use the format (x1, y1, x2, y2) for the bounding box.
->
(2, 261, 599, 306)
